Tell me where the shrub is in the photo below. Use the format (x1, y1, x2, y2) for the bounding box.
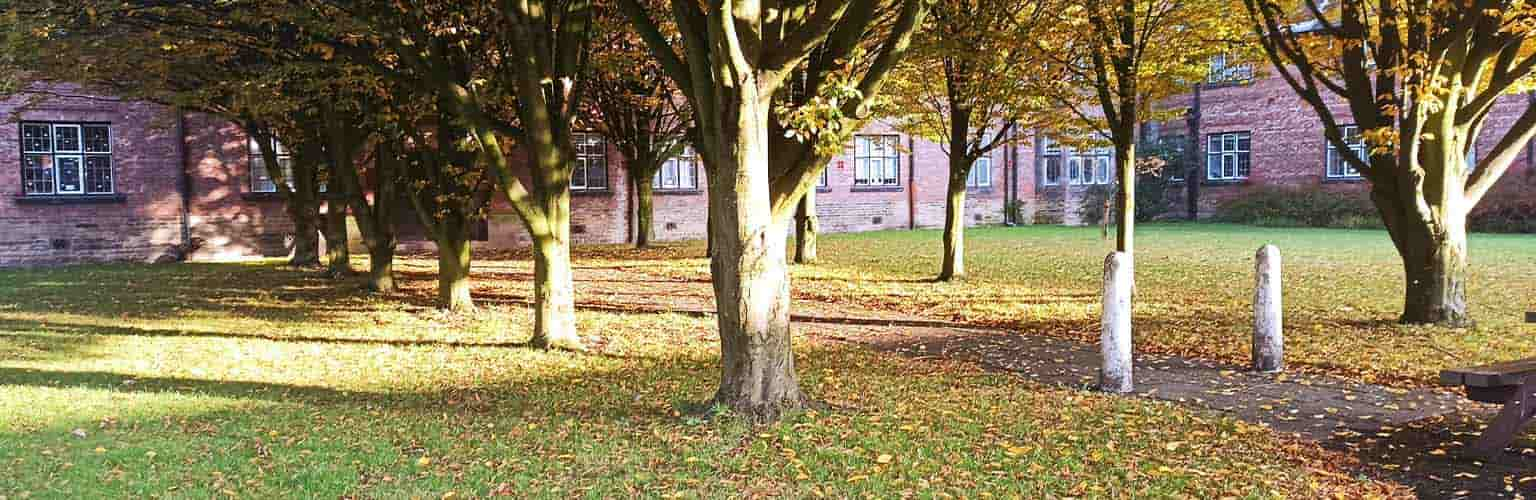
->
(1076, 175, 1175, 224)
(1470, 201, 1536, 234)
(1215, 187, 1383, 229)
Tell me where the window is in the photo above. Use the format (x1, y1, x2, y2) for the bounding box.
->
(853, 135, 900, 186)
(1325, 126, 1365, 179)
(1207, 54, 1254, 84)
(817, 165, 829, 188)
(1069, 147, 1112, 185)
(572, 132, 609, 191)
(248, 136, 293, 193)
(967, 156, 993, 188)
(1206, 132, 1252, 181)
(1041, 139, 1062, 186)
(20, 122, 114, 196)
(654, 146, 700, 191)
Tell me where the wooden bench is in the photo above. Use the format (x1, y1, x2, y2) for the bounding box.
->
(1442, 316, 1536, 456)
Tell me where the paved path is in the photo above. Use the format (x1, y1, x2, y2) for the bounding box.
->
(836, 325, 1464, 441)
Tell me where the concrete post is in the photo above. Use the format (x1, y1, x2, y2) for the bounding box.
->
(1101, 252, 1134, 393)
(1253, 245, 1284, 373)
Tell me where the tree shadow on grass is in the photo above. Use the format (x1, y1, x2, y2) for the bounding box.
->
(0, 318, 534, 350)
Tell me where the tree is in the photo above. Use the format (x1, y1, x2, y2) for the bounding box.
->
(586, 16, 692, 248)
(887, 0, 1057, 280)
(314, 0, 594, 348)
(621, 0, 927, 419)
(1040, 0, 1246, 253)
(1245, 0, 1536, 326)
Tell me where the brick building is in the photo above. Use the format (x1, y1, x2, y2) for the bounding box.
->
(4, 72, 1531, 266)
(0, 87, 1027, 266)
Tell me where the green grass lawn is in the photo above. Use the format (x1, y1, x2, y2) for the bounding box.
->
(761, 223, 1536, 387)
(0, 245, 1403, 498)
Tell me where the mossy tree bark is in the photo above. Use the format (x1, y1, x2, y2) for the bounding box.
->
(634, 178, 656, 248)
(322, 198, 352, 277)
(939, 165, 969, 281)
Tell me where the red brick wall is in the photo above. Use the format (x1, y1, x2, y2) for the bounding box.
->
(1163, 75, 1536, 218)
(181, 113, 298, 260)
(0, 88, 187, 266)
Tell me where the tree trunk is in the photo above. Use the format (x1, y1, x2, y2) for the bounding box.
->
(531, 234, 582, 350)
(1115, 141, 1136, 253)
(939, 170, 967, 281)
(434, 223, 474, 312)
(288, 196, 322, 267)
(1396, 217, 1472, 327)
(367, 242, 396, 293)
(635, 177, 655, 248)
(794, 190, 817, 264)
(706, 90, 805, 420)
(323, 199, 353, 277)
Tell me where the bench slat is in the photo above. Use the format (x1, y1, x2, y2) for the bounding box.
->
(1442, 357, 1536, 388)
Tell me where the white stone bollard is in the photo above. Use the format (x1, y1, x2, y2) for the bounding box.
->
(1101, 252, 1134, 393)
(1253, 245, 1284, 373)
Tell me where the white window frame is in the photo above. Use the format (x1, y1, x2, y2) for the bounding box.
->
(249, 137, 294, 193)
(1041, 139, 1062, 186)
(1068, 147, 1113, 185)
(853, 135, 901, 186)
(967, 156, 993, 188)
(654, 146, 700, 191)
(572, 132, 609, 191)
(1207, 131, 1252, 181)
(817, 165, 829, 188)
(20, 122, 115, 196)
(1325, 126, 1365, 179)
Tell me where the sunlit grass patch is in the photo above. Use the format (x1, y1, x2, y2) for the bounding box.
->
(0, 250, 1405, 497)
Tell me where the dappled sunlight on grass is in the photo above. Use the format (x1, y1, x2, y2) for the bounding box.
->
(608, 224, 1536, 387)
(0, 249, 1406, 497)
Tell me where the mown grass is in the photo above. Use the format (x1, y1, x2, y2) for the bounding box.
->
(639, 223, 1535, 388)
(0, 256, 1403, 498)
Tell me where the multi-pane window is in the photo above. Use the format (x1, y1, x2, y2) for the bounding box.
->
(1206, 132, 1252, 181)
(1207, 54, 1254, 84)
(817, 165, 829, 188)
(248, 137, 294, 193)
(1041, 139, 1063, 186)
(967, 156, 993, 188)
(20, 122, 114, 196)
(572, 132, 609, 191)
(1325, 126, 1365, 179)
(853, 135, 901, 186)
(1068, 147, 1112, 185)
(654, 146, 700, 191)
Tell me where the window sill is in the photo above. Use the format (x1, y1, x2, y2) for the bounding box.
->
(1322, 176, 1367, 184)
(572, 189, 614, 197)
(242, 191, 285, 201)
(1200, 79, 1254, 89)
(14, 194, 127, 205)
(816, 187, 832, 193)
(967, 187, 995, 194)
(1202, 179, 1249, 186)
(653, 189, 703, 196)
(850, 185, 904, 193)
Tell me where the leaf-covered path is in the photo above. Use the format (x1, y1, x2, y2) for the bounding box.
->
(547, 260, 1536, 498)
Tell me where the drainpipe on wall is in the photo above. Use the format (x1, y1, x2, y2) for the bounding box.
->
(1186, 83, 1203, 220)
(908, 136, 917, 230)
(625, 171, 635, 245)
(176, 109, 193, 260)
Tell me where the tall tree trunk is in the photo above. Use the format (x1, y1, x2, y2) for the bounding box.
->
(368, 242, 396, 293)
(794, 190, 817, 264)
(939, 168, 967, 281)
(1376, 187, 1473, 327)
(434, 218, 474, 312)
(323, 199, 353, 277)
(288, 194, 322, 267)
(1115, 140, 1136, 253)
(531, 232, 582, 350)
(635, 177, 656, 248)
(707, 90, 804, 420)
(1398, 220, 1471, 326)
